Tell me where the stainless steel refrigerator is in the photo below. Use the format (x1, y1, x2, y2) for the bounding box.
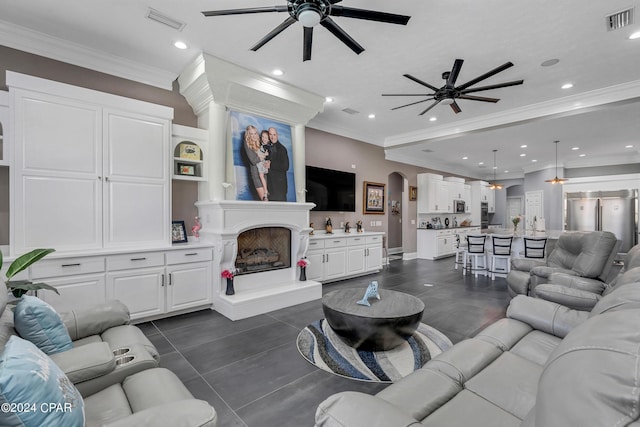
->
(565, 189, 638, 253)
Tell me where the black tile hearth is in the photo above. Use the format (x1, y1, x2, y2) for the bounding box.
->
(139, 257, 510, 426)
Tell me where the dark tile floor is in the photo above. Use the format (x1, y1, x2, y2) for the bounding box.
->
(138, 257, 511, 426)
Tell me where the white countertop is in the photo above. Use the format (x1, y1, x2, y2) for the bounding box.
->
(481, 229, 565, 239)
(309, 230, 384, 239)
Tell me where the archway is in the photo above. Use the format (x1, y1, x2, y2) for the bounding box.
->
(387, 172, 406, 260)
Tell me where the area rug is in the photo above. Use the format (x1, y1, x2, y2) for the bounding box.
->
(296, 319, 453, 383)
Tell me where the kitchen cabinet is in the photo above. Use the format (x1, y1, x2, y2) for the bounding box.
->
(308, 232, 384, 283)
(8, 72, 172, 254)
(417, 227, 481, 260)
(418, 173, 450, 213)
(464, 184, 472, 213)
(445, 177, 465, 210)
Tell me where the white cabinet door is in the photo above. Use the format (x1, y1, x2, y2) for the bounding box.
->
(103, 110, 169, 248)
(13, 90, 102, 252)
(107, 267, 165, 320)
(166, 262, 211, 312)
(438, 181, 450, 213)
(464, 185, 472, 212)
(487, 188, 496, 213)
(324, 247, 347, 280)
(436, 236, 449, 256)
(38, 274, 106, 314)
(305, 249, 324, 281)
(365, 245, 383, 271)
(347, 245, 366, 275)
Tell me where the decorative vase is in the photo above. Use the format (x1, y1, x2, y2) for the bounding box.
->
(299, 267, 307, 282)
(225, 278, 235, 295)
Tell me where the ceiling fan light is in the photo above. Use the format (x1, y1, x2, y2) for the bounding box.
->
(298, 9, 322, 27)
(440, 98, 454, 105)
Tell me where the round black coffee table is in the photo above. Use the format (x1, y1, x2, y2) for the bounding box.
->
(322, 288, 425, 351)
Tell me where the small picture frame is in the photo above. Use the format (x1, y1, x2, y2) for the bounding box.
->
(179, 143, 201, 160)
(409, 186, 417, 201)
(363, 181, 386, 215)
(171, 220, 188, 243)
(177, 163, 195, 176)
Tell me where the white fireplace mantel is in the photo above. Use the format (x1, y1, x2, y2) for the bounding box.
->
(196, 200, 321, 320)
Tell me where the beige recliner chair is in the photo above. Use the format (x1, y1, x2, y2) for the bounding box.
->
(0, 280, 217, 427)
(506, 231, 619, 297)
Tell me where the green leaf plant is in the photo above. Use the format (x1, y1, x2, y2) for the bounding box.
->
(1, 249, 59, 298)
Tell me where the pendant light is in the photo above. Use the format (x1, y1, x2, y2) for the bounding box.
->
(545, 140, 568, 184)
(488, 149, 503, 190)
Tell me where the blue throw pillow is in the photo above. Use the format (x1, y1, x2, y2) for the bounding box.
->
(0, 335, 85, 426)
(14, 296, 73, 355)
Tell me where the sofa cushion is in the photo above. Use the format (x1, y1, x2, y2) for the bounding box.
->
(83, 383, 132, 426)
(122, 368, 194, 412)
(532, 310, 640, 426)
(421, 389, 520, 427)
(508, 330, 562, 366)
(0, 309, 16, 353)
(589, 280, 640, 316)
(0, 335, 85, 426)
(14, 296, 73, 355)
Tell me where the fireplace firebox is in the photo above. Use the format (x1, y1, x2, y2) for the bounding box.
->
(235, 227, 291, 275)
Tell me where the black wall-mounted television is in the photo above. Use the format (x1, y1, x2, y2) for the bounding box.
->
(306, 165, 356, 212)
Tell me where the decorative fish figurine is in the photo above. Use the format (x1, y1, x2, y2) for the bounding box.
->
(357, 281, 380, 306)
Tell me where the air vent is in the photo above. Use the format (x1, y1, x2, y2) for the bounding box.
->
(341, 107, 360, 115)
(146, 8, 186, 31)
(606, 8, 634, 31)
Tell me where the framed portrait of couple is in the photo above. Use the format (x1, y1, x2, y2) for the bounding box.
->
(229, 110, 296, 202)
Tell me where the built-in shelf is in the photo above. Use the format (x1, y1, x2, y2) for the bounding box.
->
(172, 125, 208, 182)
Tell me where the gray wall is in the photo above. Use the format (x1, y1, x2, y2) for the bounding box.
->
(387, 172, 403, 250)
(524, 168, 564, 230)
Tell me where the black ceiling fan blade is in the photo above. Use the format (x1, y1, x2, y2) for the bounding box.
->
(419, 100, 441, 115)
(391, 98, 434, 110)
(250, 16, 297, 51)
(456, 62, 515, 91)
(459, 80, 524, 94)
(382, 93, 435, 97)
(450, 101, 462, 114)
(202, 6, 288, 17)
(328, 0, 343, 3)
(320, 17, 364, 54)
(330, 6, 411, 25)
(303, 27, 313, 61)
(457, 94, 500, 103)
(403, 74, 440, 92)
(446, 59, 464, 87)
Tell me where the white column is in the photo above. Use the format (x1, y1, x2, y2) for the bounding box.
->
(198, 101, 228, 202)
(292, 123, 306, 203)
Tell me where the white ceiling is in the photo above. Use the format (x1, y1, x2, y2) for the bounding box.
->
(1, 0, 640, 180)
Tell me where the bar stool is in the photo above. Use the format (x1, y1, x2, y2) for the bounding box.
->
(488, 235, 513, 280)
(453, 233, 466, 270)
(523, 237, 547, 259)
(463, 235, 488, 277)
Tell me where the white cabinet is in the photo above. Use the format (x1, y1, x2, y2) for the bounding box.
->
(418, 173, 450, 213)
(417, 227, 480, 260)
(8, 72, 172, 254)
(32, 255, 107, 313)
(487, 187, 496, 213)
(445, 177, 465, 210)
(106, 248, 213, 321)
(308, 233, 384, 283)
(464, 185, 472, 213)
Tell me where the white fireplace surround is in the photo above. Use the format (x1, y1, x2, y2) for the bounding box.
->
(196, 200, 321, 320)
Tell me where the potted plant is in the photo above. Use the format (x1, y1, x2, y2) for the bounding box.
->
(0, 249, 59, 298)
(221, 268, 236, 295)
(297, 258, 310, 281)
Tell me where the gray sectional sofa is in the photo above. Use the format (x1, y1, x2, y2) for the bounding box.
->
(315, 245, 640, 427)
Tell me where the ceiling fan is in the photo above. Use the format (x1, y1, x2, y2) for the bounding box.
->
(382, 59, 524, 115)
(201, 0, 410, 61)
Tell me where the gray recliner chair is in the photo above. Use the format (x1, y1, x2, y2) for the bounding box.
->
(533, 244, 640, 310)
(506, 231, 619, 298)
(0, 281, 217, 427)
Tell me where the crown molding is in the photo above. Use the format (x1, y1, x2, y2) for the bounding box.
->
(0, 20, 177, 90)
(384, 79, 640, 148)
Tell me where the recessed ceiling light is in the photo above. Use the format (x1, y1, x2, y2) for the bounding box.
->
(531, 159, 538, 162)
(493, 166, 497, 170)
(462, 156, 468, 160)
(272, 69, 284, 76)
(579, 154, 586, 157)
(561, 83, 574, 89)
(504, 170, 509, 173)
(571, 147, 579, 150)
(325, 97, 334, 103)
(541, 59, 560, 67)
(520, 144, 527, 148)
(520, 153, 526, 157)
(173, 41, 187, 50)
(478, 162, 484, 165)
(368, 114, 375, 119)
(625, 144, 634, 148)
(429, 117, 437, 122)
(630, 31, 640, 40)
